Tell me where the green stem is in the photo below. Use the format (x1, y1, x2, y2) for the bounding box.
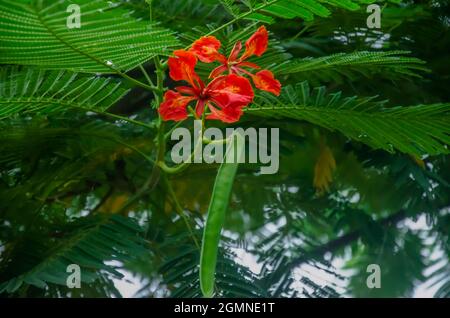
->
(188, 106, 200, 120)
(139, 64, 155, 87)
(158, 135, 202, 174)
(162, 175, 200, 249)
(120, 71, 159, 93)
(291, 24, 310, 41)
(154, 56, 167, 162)
(203, 137, 229, 145)
(148, 0, 153, 22)
(158, 117, 209, 174)
(164, 121, 184, 140)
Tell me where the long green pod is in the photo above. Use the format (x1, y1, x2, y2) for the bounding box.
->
(200, 132, 245, 298)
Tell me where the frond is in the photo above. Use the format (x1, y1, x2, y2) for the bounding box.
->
(422, 213, 450, 298)
(246, 82, 450, 156)
(273, 51, 429, 82)
(121, 0, 225, 29)
(0, 0, 179, 73)
(0, 118, 152, 171)
(155, 230, 343, 298)
(158, 235, 266, 298)
(0, 215, 147, 294)
(0, 67, 129, 119)
(219, 0, 372, 24)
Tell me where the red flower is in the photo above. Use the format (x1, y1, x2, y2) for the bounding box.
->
(241, 25, 269, 59)
(190, 36, 222, 63)
(159, 50, 254, 123)
(159, 91, 194, 122)
(189, 26, 281, 96)
(252, 70, 281, 96)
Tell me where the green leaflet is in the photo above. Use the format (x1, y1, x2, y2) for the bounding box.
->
(0, 215, 147, 294)
(200, 132, 245, 298)
(247, 82, 450, 156)
(0, 67, 129, 119)
(272, 51, 429, 82)
(218, 0, 403, 27)
(0, 0, 179, 73)
(219, 0, 364, 22)
(159, 238, 266, 298)
(0, 66, 156, 130)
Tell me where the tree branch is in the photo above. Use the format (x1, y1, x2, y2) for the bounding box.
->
(286, 209, 408, 271)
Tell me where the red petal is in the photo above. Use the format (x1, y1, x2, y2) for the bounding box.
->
(175, 86, 196, 95)
(241, 26, 268, 61)
(190, 36, 226, 63)
(168, 50, 203, 89)
(209, 65, 228, 79)
(252, 70, 281, 96)
(238, 61, 261, 69)
(195, 100, 206, 118)
(203, 74, 254, 123)
(206, 74, 254, 109)
(207, 103, 244, 123)
(158, 90, 194, 122)
(229, 41, 242, 62)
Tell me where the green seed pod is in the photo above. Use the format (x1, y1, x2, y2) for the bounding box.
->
(200, 132, 245, 298)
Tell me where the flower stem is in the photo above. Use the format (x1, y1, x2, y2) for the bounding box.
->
(139, 64, 155, 87)
(162, 174, 200, 249)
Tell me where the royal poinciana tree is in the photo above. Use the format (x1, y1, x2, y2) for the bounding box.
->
(0, 0, 449, 298)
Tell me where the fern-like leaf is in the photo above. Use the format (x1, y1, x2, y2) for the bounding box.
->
(0, 67, 129, 119)
(273, 51, 429, 82)
(218, 0, 370, 24)
(247, 82, 450, 156)
(0, 0, 179, 73)
(157, 234, 267, 298)
(0, 215, 147, 294)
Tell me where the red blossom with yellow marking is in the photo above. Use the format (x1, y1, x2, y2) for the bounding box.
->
(190, 26, 281, 96)
(159, 50, 254, 123)
(159, 26, 281, 123)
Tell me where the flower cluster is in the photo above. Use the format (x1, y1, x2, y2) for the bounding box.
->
(158, 26, 281, 123)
